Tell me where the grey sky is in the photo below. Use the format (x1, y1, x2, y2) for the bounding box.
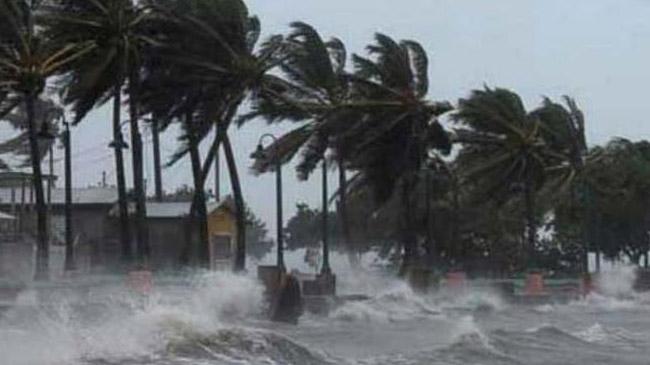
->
(47, 0, 650, 227)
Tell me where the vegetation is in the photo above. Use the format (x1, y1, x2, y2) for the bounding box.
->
(0, 0, 648, 279)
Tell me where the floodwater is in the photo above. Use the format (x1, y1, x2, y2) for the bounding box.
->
(1, 252, 650, 365)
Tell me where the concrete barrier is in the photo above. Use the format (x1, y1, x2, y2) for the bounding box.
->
(634, 269, 650, 291)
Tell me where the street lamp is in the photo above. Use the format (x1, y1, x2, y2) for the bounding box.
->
(251, 134, 285, 271)
(62, 117, 75, 271)
(321, 159, 331, 275)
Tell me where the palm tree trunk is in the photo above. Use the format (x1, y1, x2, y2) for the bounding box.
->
(223, 133, 246, 272)
(451, 178, 461, 266)
(128, 77, 149, 265)
(399, 181, 417, 277)
(523, 178, 536, 270)
(26, 95, 48, 280)
(186, 112, 209, 268)
(214, 129, 220, 201)
(112, 85, 131, 265)
(337, 160, 358, 268)
(152, 117, 163, 202)
(424, 170, 434, 267)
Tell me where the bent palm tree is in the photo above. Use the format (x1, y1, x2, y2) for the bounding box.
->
(333, 34, 453, 275)
(144, 0, 286, 270)
(46, 0, 154, 265)
(452, 87, 567, 269)
(0, 0, 89, 279)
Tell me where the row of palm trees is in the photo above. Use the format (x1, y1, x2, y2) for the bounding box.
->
(0, 0, 591, 279)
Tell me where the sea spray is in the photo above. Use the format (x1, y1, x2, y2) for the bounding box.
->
(0, 270, 267, 365)
(596, 264, 637, 297)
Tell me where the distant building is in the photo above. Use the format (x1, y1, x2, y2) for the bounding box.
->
(0, 176, 238, 276)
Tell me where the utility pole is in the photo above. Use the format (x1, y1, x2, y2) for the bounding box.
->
(214, 147, 220, 201)
(63, 119, 75, 271)
(151, 117, 163, 202)
(213, 127, 221, 201)
(47, 145, 53, 204)
(19, 179, 25, 233)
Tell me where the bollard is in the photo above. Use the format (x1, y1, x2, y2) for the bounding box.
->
(580, 273, 593, 296)
(524, 273, 545, 296)
(446, 271, 467, 291)
(633, 269, 650, 292)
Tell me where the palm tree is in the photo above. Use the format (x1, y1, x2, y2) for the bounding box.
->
(529, 96, 590, 271)
(240, 22, 360, 266)
(143, 0, 286, 270)
(331, 34, 453, 275)
(452, 87, 568, 269)
(0, 0, 89, 279)
(45, 0, 155, 266)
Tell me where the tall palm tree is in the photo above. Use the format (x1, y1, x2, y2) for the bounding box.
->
(143, 0, 286, 270)
(0, 0, 89, 279)
(528, 96, 590, 271)
(452, 87, 568, 269)
(332, 34, 453, 275)
(240, 22, 360, 266)
(45, 0, 154, 265)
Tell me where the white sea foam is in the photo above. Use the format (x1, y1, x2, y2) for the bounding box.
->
(596, 265, 637, 297)
(0, 270, 265, 365)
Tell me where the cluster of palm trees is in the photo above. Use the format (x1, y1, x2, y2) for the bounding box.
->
(0, 0, 614, 279)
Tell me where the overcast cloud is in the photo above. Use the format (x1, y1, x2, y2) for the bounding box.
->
(51, 0, 650, 227)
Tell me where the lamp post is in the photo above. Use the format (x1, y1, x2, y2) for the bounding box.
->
(62, 117, 75, 271)
(321, 159, 331, 275)
(109, 128, 131, 265)
(251, 134, 284, 271)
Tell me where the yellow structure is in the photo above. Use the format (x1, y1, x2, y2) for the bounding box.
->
(206, 198, 238, 271)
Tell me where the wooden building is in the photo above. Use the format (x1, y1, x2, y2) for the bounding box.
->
(110, 198, 239, 271)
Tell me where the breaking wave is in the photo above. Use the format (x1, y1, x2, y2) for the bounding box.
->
(0, 271, 278, 365)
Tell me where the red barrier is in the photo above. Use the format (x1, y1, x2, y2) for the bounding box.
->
(524, 273, 545, 295)
(580, 274, 593, 296)
(446, 271, 467, 290)
(127, 270, 153, 295)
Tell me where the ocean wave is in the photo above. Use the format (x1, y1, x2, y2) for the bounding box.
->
(0, 271, 267, 365)
(329, 281, 441, 323)
(160, 327, 335, 365)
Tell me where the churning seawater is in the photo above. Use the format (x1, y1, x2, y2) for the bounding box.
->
(2, 252, 650, 365)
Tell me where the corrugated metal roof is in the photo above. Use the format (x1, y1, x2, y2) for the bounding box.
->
(146, 202, 192, 218)
(0, 211, 15, 220)
(0, 187, 118, 205)
(108, 197, 234, 218)
(145, 200, 232, 218)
